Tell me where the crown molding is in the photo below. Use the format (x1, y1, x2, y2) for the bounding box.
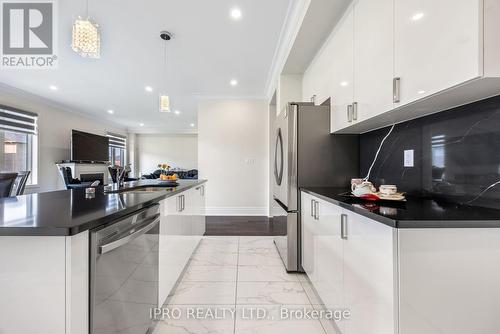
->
(264, 0, 311, 100)
(193, 93, 268, 101)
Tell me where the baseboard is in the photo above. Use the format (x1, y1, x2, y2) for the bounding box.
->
(206, 207, 268, 216)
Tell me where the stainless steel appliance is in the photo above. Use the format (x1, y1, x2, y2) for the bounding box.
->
(90, 204, 160, 334)
(272, 102, 358, 272)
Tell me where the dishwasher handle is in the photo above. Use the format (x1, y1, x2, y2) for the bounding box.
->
(99, 216, 160, 254)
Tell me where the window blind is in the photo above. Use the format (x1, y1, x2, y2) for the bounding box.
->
(107, 132, 126, 149)
(0, 105, 38, 135)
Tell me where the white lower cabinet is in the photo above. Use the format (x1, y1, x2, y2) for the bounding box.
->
(158, 183, 206, 307)
(343, 212, 397, 334)
(301, 191, 396, 334)
(302, 191, 500, 334)
(0, 232, 89, 334)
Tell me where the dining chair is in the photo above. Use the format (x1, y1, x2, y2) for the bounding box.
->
(0, 173, 18, 198)
(11, 171, 31, 196)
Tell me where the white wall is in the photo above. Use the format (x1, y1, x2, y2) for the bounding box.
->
(0, 85, 126, 193)
(198, 99, 269, 216)
(136, 134, 198, 175)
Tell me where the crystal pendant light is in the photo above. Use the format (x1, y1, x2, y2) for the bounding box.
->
(159, 31, 172, 112)
(71, 0, 100, 58)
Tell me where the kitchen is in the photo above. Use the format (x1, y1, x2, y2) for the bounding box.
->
(1, 0, 500, 333)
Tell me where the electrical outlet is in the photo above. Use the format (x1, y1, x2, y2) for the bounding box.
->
(245, 158, 256, 165)
(404, 150, 414, 167)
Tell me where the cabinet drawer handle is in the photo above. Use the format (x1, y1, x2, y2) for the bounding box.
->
(347, 104, 353, 122)
(310, 199, 315, 217)
(341, 214, 348, 239)
(393, 77, 401, 103)
(352, 102, 358, 121)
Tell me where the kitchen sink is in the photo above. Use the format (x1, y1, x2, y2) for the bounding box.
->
(125, 187, 173, 192)
(104, 185, 177, 194)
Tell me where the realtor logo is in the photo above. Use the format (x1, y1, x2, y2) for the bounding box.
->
(1, 0, 58, 68)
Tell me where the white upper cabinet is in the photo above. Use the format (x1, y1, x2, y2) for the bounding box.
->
(302, 0, 500, 133)
(394, 0, 481, 106)
(330, 6, 355, 133)
(353, 0, 395, 124)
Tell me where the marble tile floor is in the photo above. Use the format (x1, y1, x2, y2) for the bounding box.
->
(153, 236, 335, 334)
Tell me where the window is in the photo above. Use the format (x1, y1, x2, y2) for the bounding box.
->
(0, 106, 38, 185)
(107, 133, 126, 167)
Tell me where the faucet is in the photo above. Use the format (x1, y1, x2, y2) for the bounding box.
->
(116, 167, 126, 188)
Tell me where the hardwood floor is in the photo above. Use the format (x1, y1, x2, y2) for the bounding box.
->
(205, 216, 286, 236)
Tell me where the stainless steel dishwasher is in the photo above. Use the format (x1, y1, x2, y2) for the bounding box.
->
(90, 204, 160, 334)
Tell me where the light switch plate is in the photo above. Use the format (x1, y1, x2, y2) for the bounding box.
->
(404, 150, 414, 167)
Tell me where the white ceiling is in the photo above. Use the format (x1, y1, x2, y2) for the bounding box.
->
(0, 0, 292, 133)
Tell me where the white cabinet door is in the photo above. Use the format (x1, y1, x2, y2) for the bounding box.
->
(191, 184, 206, 237)
(331, 5, 355, 133)
(314, 197, 345, 333)
(343, 211, 397, 334)
(301, 192, 316, 276)
(394, 0, 481, 106)
(158, 193, 193, 307)
(353, 0, 394, 122)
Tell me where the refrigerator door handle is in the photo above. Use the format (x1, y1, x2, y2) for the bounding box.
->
(274, 128, 284, 186)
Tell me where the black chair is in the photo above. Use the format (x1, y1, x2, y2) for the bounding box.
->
(0, 173, 18, 198)
(11, 171, 31, 196)
(59, 167, 92, 190)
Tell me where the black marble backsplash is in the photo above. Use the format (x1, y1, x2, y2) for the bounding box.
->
(359, 95, 500, 209)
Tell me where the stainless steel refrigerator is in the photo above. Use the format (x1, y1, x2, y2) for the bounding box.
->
(272, 102, 358, 272)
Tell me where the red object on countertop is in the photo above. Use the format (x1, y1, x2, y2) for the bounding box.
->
(359, 193, 381, 201)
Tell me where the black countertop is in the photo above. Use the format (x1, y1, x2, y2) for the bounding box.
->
(0, 179, 206, 236)
(301, 187, 500, 228)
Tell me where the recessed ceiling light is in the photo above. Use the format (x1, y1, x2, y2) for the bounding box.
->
(174, 110, 180, 115)
(49, 85, 58, 91)
(418, 90, 426, 94)
(230, 79, 238, 86)
(230, 8, 242, 20)
(139, 123, 145, 127)
(340, 81, 348, 87)
(107, 109, 114, 114)
(190, 123, 195, 127)
(145, 86, 153, 92)
(412, 12, 424, 21)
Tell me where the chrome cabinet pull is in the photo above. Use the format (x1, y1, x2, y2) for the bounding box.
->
(393, 77, 401, 103)
(341, 214, 348, 239)
(181, 195, 185, 211)
(314, 201, 320, 220)
(310, 199, 315, 217)
(347, 104, 353, 122)
(352, 102, 358, 121)
(177, 195, 182, 212)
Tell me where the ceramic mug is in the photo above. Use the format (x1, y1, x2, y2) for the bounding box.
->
(351, 178, 364, 188)
(379, 184, 397, 195)
(351, 181, 376, 197)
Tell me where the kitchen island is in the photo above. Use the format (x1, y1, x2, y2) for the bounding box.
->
(0, 179, 207, 334)
(301, 187, 500, 334)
